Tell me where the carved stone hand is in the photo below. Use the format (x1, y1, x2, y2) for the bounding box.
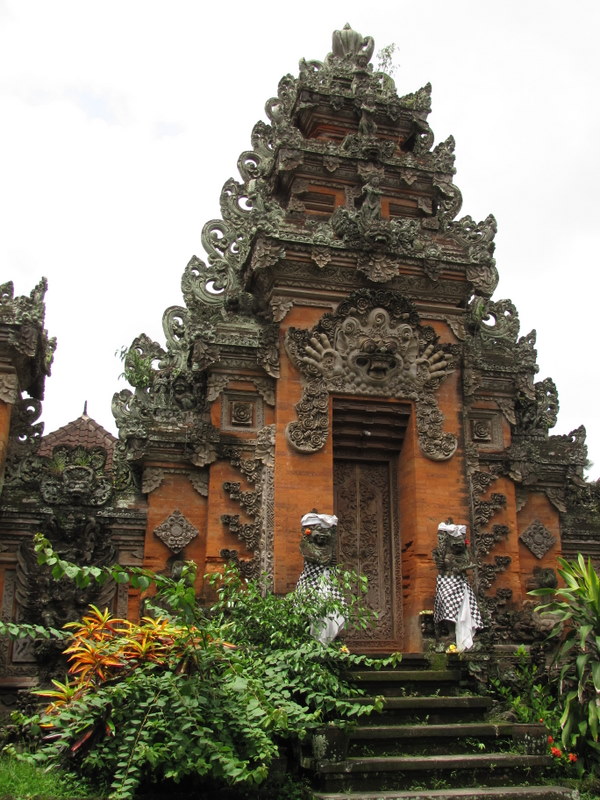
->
(302, 333, 342, 375)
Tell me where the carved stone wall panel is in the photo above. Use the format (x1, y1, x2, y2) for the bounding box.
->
(221, 392, 264, 432)
(469, 410, 503, 450)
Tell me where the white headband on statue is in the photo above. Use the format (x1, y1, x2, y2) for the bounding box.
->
(301, 513, 338, 529)
(438, 522, 467, 537)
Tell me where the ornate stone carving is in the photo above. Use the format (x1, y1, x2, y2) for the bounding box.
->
(520, 519, 556, 559)
(356, 252, 399, 282)
(311, 246, 332, 269)
(153, 510, 199, 553)
(516, 377, 559, 432)
(477, 556, 512, 591)
(270, 297, 294, 322)
(250, 239, 286, 273)
(206, 374, 230, 402)
(188, 470, 208, 497)
(223, 482, 260, 518)
(12, 517, 116, 677)
(473, 493, 506, 530)
(330, 24, 374, 67)
(142, 467, 164, 495)
(285, 290, 457, 460)
(220, 514, 260, 551)
(0, 372, 18, 404)
(220, 549, 259, 579)
(475, 524, 509, 559)
(36, 446, 112, 507)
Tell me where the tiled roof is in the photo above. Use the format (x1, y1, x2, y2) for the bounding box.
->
(38, 413, 118, 471)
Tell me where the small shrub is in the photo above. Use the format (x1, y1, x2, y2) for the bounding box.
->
(4, 535, 387, 800)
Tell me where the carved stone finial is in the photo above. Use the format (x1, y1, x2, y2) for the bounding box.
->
(331, 24, 374, 67)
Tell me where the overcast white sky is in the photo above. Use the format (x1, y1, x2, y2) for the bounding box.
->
(2, 1, 599, 476)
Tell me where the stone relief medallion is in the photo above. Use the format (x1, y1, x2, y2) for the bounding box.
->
(519, 519, 556, 560)
(153, 510, 199, 554)
(284, 289, 458, 460)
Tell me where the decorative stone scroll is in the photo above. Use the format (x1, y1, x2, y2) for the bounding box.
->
(285, 289, 457, 460)
(153, 510, 199, 553)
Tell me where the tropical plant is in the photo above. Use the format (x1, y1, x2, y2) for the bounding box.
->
(531, 554, 600, 773)
(4, 534, 388, 800)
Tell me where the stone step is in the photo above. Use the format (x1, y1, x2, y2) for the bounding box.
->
(350, 722, 543, 740)
(347, 721, 546, 756)
(310, 752, 554, 793)
(352, 669, 462, 683)
(311, 786, 578, 800)
(313, 753, 551, 775)
(354, 694, 494, 722)
(358, 653, 431, 670)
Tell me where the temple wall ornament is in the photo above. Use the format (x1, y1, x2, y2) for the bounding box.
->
(285, 290, 457, 460)
(220, 549, 259, 579)
(222, 392, 264, 432)
(220, 514, 260, 551)
(469, 410, 504, 449)
(142, 467, 164, 495)
(188, 469, 208, 497)
(519, 519, 556, 559)
(0, 372, 18, 404)
(153, 510, 199, 554)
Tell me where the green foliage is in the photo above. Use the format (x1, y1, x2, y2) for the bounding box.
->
(116, 345, 155, 389)
(486, 645, 560, 728)
(0, 753, 97, 799)
(5, 536, 387, 800)
(376, 43, 397, 77)
(531, 554, 600, 773)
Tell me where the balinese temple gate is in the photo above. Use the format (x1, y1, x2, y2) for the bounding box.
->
(2, 26, 599, 684)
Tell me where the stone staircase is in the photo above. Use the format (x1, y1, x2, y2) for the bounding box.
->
(305, 654, 578, 800)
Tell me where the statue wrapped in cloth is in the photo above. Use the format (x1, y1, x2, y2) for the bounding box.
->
(433, 520, 483, 651)
(296, 512, 345, 644)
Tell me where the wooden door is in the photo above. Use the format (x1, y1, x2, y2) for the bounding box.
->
(333, 458, 402, 650)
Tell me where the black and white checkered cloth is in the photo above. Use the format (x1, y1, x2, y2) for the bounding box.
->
(296, 563, 344, 602)
(434, 575, 483, 629)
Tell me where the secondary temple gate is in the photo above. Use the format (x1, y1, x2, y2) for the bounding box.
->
(2, 26, 600, 688)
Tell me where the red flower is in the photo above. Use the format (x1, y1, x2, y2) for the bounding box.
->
(304, 529, 311, 536)
(551, 746, 563, 758)
(547, 735, 554, 744)
(568, 753, 578, 762)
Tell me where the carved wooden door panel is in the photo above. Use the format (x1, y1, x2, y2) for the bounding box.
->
(333, 459, 402, 650)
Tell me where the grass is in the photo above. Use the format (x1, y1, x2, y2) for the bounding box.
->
(0, 754, 99, 799)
